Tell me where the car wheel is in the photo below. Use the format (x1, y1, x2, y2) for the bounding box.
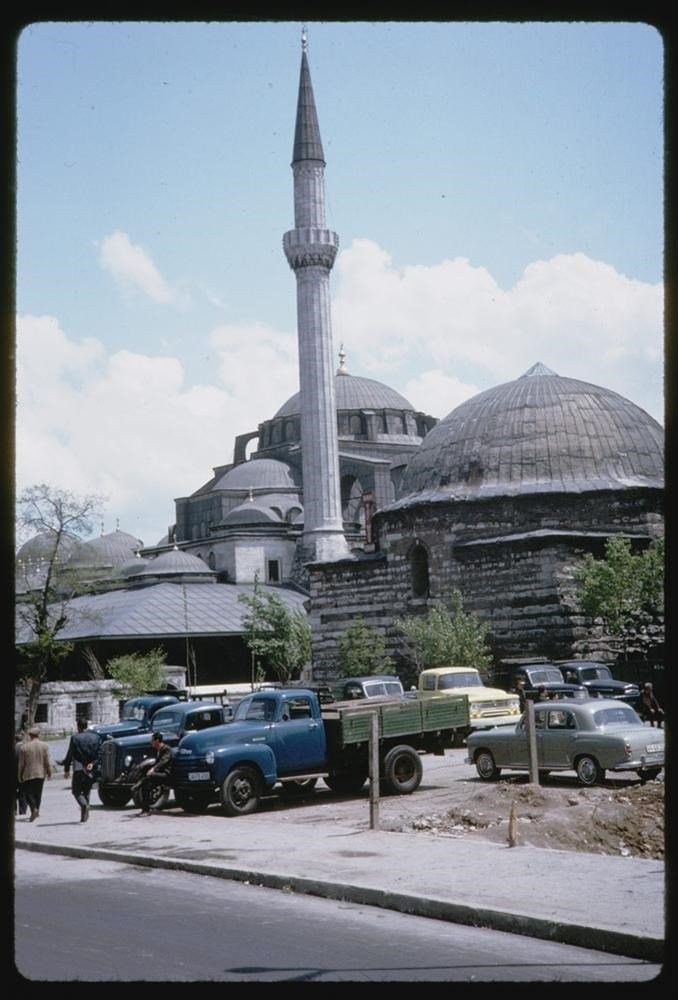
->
(279, 777, 318, 799)
(575, 755, 604, 786)
(381, 745, 423, 794)
(221, 766, 261, 816)
(475, 750, 501, 781)
(175, 790, 212, 813)
(638, 767, 662, 785)
(98, 786, 131, 808)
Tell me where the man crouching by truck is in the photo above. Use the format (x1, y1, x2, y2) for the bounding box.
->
(135, 732, 172, 815)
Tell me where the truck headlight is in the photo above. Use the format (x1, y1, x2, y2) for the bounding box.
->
(507, 699, 520, 713)
(469, 705, 481, 719)
(205, 751, 215, 764)
(123, 754, 132, 768)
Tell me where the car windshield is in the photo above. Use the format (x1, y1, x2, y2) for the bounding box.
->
(581, 665, 613, 681)
(593, 706, 640, 727)
(527, 668, 563, 684)
(120, 703, 147, 721)
(439, 671, 481, 689)
(150, 711, 182, 734)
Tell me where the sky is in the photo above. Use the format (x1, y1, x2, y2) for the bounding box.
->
(14, 19, 665, 548)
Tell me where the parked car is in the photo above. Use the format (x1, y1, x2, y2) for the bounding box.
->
(332, 675, 406, 701)
(556, 661, 640, 705)
(508, 664, 589, 701)
(418, 666, 521, 744)
(465, 698, 664, 787)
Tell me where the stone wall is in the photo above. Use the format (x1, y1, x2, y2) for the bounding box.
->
(308, 488, 664, 678)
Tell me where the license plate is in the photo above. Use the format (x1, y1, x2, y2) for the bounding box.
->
(188, 771, 210, 781)
(646, 743, 662, 754)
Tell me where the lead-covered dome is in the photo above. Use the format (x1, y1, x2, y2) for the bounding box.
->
(65, 529, 144, 570)
(397, 363, 664, 503)
(275, 372, 415, 417)
(212, 458, 297, 492)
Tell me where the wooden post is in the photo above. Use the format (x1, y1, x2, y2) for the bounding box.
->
(526, 699, 539, 785)
(369, 710, 380, 830)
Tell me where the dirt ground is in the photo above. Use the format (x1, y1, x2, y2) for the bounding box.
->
(385, 771, 665, 860)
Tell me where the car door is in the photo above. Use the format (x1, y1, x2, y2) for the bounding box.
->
(271, 695, 326, 773)
(539, 707, 578, 768)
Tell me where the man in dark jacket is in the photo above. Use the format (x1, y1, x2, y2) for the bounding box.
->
(136, 732, 173, 816)
(60, 718, 102, 822)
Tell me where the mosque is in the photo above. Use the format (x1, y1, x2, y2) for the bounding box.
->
(16, 35, 664, 727)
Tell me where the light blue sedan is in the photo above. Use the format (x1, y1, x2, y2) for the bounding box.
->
(466, 698, 664, 786)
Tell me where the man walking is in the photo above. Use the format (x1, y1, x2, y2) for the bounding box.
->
(60, 718, 102, 822)
(17, 726, 52, 822)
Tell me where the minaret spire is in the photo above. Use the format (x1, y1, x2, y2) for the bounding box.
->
(283, 34, 348, 563)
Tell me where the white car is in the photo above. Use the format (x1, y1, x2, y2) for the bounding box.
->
(466, 698, 664, 786)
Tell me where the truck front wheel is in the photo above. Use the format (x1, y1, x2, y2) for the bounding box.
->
(382, 745, 423, 794)
(221, 766, 261, 816)
(98, 786, 131, 808)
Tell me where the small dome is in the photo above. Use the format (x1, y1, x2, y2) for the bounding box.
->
(135, 548, 215, 578)
(66, 529, 144, 570)
(212, 458, 297, 492)
(398, 364, 664, 501)
(223, 493, 304, 526)
(275, 373, 415, 418)
(16, 530, 79, 563)
(117, 553, 149, 577)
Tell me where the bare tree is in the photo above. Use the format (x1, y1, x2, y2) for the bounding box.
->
(15, 483, 106, 724)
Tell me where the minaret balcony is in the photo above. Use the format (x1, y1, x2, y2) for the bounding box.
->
(283, 227, 339, 270)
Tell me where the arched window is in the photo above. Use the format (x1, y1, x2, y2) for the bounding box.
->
(207, 551, 216, 570)
(410, 542, 429, 597)
(349, 414, 365, 436)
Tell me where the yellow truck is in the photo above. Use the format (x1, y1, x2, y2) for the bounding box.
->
(418, 666, 521, 746)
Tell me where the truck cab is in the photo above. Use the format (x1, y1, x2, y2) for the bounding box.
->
(418, 666, 521, 744)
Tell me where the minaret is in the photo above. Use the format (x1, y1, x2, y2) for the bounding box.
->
(283, 31, 349, 562)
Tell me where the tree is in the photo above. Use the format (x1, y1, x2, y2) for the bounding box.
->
(106, 648, 168, 697)
(238, 579, 312, 684)
(15, 484, 106, 725)
(335, 617, 393, 676)
(575, 535, 664, 658)
(396, 590, 493, 674)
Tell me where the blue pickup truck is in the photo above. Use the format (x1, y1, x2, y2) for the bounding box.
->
(97, 700, 227, 808)
(170, 686, 468, 816)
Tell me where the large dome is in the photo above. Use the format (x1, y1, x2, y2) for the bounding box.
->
(397, 363, 664, 502)
(275, 372, 415, 418)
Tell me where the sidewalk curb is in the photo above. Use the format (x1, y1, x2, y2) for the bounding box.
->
(16, 839, 664, 963)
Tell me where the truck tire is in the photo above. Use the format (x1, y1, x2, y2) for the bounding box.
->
(475, 750, 501, 781)
(221, 766, 262, 816)
(175, 790, 212, 813)
(381, 745, 423, 795)
(575, 755, 604, 787)
(324, 772, 368, 795)
(98, 786, 131, 808)
(279, 777, 318, 800)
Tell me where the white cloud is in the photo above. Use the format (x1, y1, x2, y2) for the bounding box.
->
(15, 241, 664, 546)
(15, 315, 294, 546)
(332, 240, 664, 423)
(98, 230, 180, 305)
